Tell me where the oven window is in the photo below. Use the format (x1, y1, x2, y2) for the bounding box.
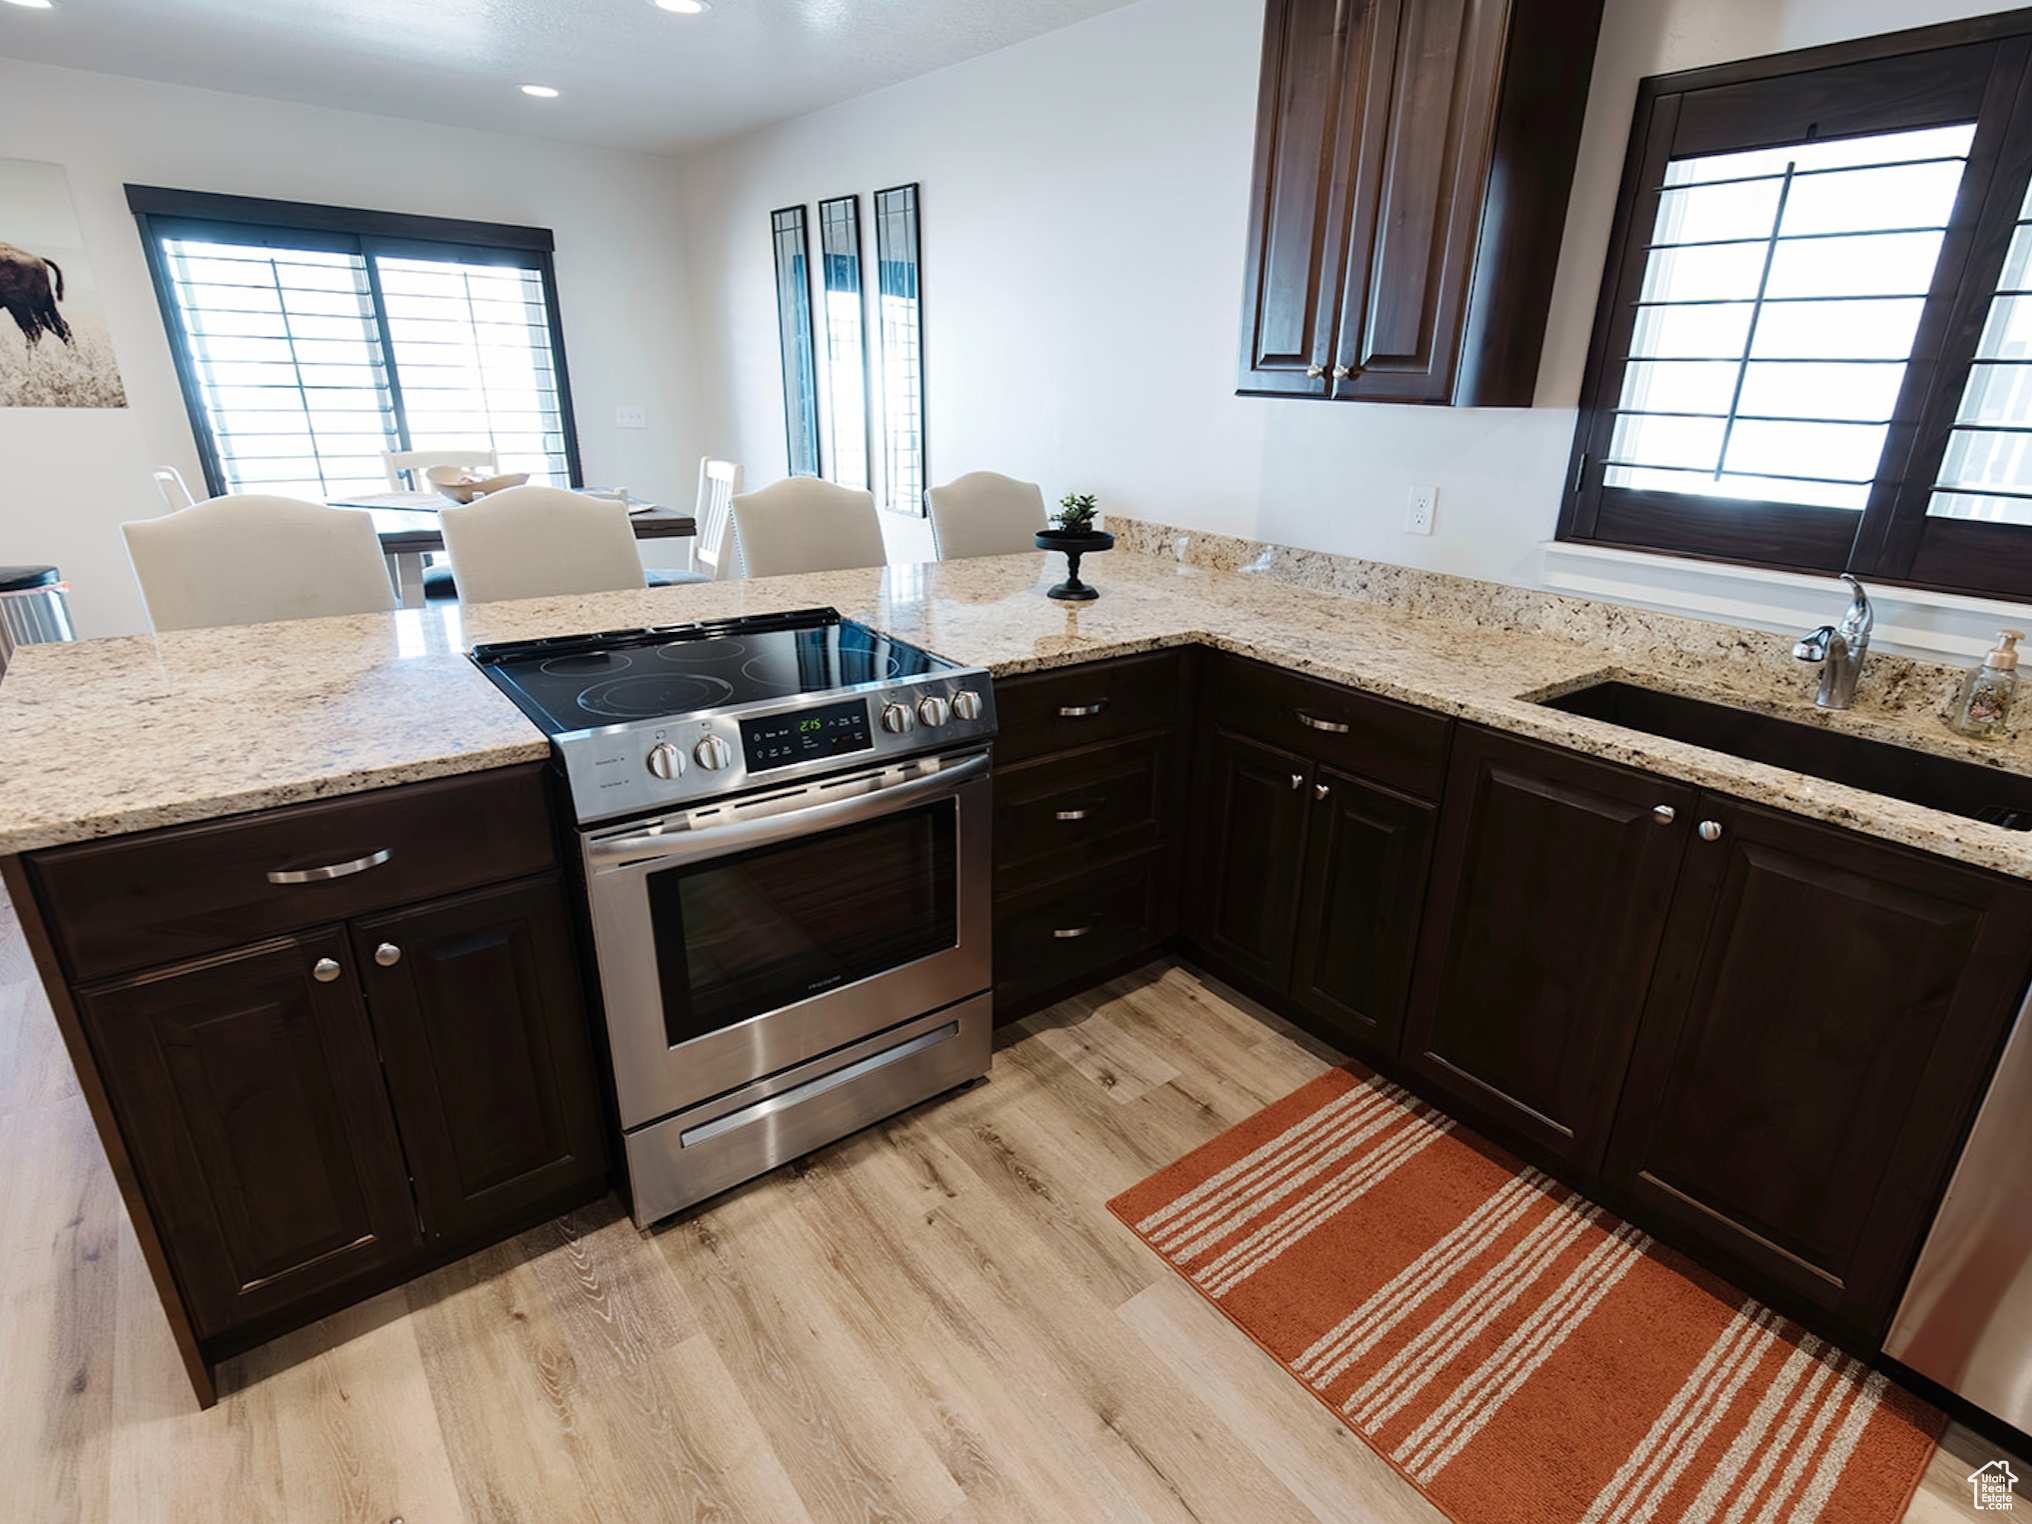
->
(646, 799, 958, 1048)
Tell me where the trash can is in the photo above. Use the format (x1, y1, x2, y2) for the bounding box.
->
(0, 565, 75, 677)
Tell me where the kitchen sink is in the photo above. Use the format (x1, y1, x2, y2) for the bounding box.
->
(1538, 680, 2032, 831)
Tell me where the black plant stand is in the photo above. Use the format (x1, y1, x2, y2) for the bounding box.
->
(1036, 529, 1115, 601)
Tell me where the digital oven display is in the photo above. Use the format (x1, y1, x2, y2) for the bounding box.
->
(739, 699, 875, 772)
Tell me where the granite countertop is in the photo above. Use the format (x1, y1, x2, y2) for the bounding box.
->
(3, 530, 2029, 880)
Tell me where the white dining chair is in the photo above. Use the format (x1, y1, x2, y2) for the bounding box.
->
(382, 448, 498, 492)
(728, 477, 887, 578)
(923, 471, 1048, 559)
(122, 496, 397, 632)
(653, 458, 745, 585)
(151, 465, 197, 512)
(439, 484, 647, 604)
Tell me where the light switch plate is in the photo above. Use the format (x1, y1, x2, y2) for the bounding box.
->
(615, 405, 647, 429)
(1405, 484, 1437, 535)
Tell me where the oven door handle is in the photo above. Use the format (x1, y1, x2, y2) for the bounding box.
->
(588, 751, 990, 869)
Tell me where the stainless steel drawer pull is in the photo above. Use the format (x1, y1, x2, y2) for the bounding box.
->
(1054, 808, 1091, 822)
(1296, 711, 1350, 734)
(1058, 701, 1108, 718)
(1053, 921, 1100, 939)
(267, 848, 392, 885)
(312, 957, 342, 983)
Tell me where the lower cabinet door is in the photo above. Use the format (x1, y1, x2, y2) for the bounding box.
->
(1188, 729, 1312, 989)
(353, 876, 607, 1244)
(76, 932, 421, 1340)
(1288, 766, 1436, 1055)
(1603, 796, 2032, 1339)
(1402, 726, 1695, 1168)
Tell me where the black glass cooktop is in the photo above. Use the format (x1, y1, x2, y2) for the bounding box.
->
(471, 608, 955, 735)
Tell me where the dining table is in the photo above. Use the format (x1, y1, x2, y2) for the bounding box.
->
(327, 490, 699, 608)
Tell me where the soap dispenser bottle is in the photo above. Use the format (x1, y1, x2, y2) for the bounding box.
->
(1953, 630, 2023, 739)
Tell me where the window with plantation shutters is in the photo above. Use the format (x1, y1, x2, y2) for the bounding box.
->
(128, 187, 579, 502)
(1562, 18, 2032, 602)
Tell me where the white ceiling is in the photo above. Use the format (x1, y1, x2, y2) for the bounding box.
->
(0, 0, 1140, 156)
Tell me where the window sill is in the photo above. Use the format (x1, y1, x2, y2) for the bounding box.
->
(1537, 540, 2032, 664)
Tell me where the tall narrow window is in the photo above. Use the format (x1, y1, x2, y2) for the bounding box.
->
(130, 187, 579, 500)
(1931, 178, 2032, 525)
(771, 206, 822, 479)
(817, 196, 870, 493)
(873, 184, 925, 516)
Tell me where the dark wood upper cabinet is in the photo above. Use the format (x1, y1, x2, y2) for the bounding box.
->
(76, 932, 422, 1341)
(1603, 796, 2032, 1341)
(1238, 0, 1604, 405)
(353, 876, 607, 1245)
(1402, 726, 1695, 1168)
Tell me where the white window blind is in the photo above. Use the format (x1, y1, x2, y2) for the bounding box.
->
(156, 229, 573, 499)
(1605, 123, 1977, 511)
(1932, 178, 2032, 525)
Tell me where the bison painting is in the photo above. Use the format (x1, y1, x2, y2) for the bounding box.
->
(0, 243, 72, 350)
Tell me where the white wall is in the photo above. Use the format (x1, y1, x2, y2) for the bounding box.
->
(0, 58, 697, 637)
(676, 0, 2032, 652)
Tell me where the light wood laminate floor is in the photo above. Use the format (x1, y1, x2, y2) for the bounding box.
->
(0, 883, 2019, 1522)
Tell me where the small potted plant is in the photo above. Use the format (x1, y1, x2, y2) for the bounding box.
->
(1035, 492, 1116, 602)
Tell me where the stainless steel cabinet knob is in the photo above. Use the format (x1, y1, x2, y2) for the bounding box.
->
(1290, 772, 1305, 789)
(647, 741, 685, 780)
(1332, 365, 1351, 380)
(1698, 820, 1724, 842)
(951, 690, 983, 721)
(1306, 363, 1326, 379)
(1652, 804, 1676, 825)
(312, 957, 341, 983)
(1314, 783, 1331, 800)
(917, 695, 950, 728)
(693, 735, 732, 770)
(374, 943, 402, 967)
(881, 702, 915, 734)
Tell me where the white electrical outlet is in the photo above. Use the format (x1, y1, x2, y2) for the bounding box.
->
(614, 404, 647, 429)
(1405, 484, 1437, 536)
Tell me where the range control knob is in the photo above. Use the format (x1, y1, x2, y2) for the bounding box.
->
(950, 689, 984, 722)
(881, 702, 915, 734)
(694, 735, 733, 771)
(917, 695, 951, 728)
(647, 742, 686, 780)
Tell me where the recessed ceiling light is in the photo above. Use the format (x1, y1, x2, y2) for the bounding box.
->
(520, 83, 560, 98)
(653, 0, 709, 14)
(1, 1, 57, 11)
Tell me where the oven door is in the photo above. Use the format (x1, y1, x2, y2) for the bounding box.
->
(581, 748, 992, 1130)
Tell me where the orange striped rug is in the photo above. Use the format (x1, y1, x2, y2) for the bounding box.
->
(1107, 1063, 1942, 1524)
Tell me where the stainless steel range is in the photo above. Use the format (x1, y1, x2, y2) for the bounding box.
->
(473, 608, 996, 1226)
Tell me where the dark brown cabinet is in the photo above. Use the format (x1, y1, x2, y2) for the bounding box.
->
(78, 932, 423, 1341)
(1239, 0, 1604, 405)
(1603, 796, 2032, 1340)
(1186, 656, 1448, 1054)
(1402, 727, 1695, 1168)
(353, 877, 606, 1245)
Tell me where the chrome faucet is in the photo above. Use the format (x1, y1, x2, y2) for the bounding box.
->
(1793, 574, 1873, 709)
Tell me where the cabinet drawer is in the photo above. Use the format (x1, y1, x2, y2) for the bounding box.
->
(1212, 655, 1450, 799)
(994, 852, 1166, 1010)
(995, 734, 1172, 892)
(30, 765, 557, 983)
(994, 651, 1187, 763)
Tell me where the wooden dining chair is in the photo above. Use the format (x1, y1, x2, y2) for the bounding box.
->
(728, 478, 886, 578)
(439, 485, 647, 604)
(381, 448, 498, 492)
(923, 471, 1048, 559)
(122, 496, 397, 631)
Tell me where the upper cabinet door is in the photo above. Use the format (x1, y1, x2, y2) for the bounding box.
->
(1603, 798, 2032, 1342)
(1238, 0, 1604, 406)
(354, 877, 607, 1245)
(1401, 726, 1694, 1168)
(1236, 0, 1378, 395)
